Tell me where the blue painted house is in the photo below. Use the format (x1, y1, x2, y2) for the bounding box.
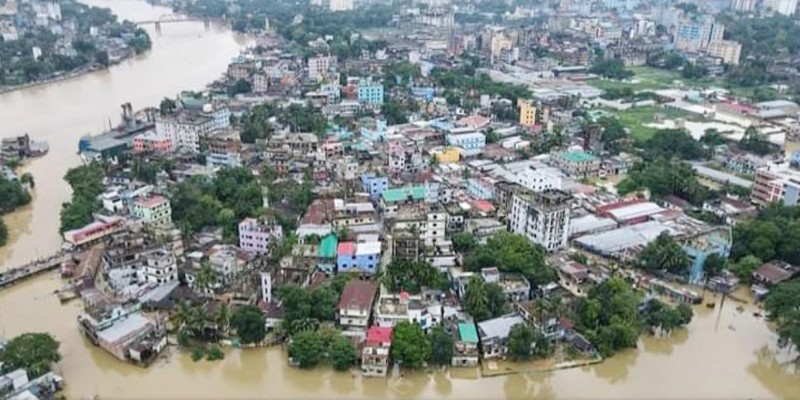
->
(361, 173, 389, 199)
(337, 241, 381, 274)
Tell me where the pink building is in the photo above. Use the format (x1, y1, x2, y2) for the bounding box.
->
(134, 131, 173, 154)
(238, 218, 284, 255)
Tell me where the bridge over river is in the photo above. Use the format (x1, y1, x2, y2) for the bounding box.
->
(0, 252, 71, 291)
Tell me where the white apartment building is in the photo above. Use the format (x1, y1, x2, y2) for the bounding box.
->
(143, 248, 178, 285)
(765, 0, 798, 15)
(330, 0, 355, 11)
(308, 55, 337, 81)
(155, 105, 228, 153)
(707, 40, 742, 66)
(509, 190, 573, 252)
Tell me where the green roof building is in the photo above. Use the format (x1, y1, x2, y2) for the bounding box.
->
(458, 322, 479, 343)
(380, 185, 427, 203)
(318, 234, 338, 259)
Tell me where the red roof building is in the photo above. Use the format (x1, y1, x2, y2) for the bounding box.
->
(338, 280, 378, 331)
(337, 241, 356, 256)
(366, 326, 393, 346)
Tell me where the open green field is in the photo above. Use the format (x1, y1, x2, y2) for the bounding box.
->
(598, 105, 694, 142)
(586, 66, 780, 101)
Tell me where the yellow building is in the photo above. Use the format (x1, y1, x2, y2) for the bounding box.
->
(434, 147, 462, 164)
(518, 100, 536, 127)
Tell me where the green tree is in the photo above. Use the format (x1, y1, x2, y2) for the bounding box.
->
(383, 259, 448, 294)
(739, 126, 774, 156)
(0, 218, 7, 247)
(574, 277, 641, 357)
(637, 232, 691, 275)
(428, 326, 454, 366)
(462, 277, 507, 322)
(160, 97, 177, 116)
(328, 335, 357, 371)
(390, 321, 431, 369)
(310, 286, 338, 322)
(764, 279, 800, 351)
(730, 255, 763, 283)
(0, 333, 61, 378)
(465, 231, 555, 285)
(288, 331, 326, 368)
(703, 253, 727, 280)
(231, 305, 266, 344)
(452, 232, 477, 253)
(589, 59, 634, 80)
(507, 323, 535, 361)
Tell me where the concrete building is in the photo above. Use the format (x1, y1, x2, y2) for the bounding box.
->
(131, 195, 172, 228)
(330, 0, 355, 11)
(308, 55, 337, 81)
(731, 0, 757, 12)
(361, 173, 389, 199)
(362, 326, 392, 377)
(357, 78, 384, 105)
(205, 129, 242, 168)
(337, 241, 381, 274)
(509, 189, 573, 252)
(238, 218, 284, 255)
(752, 162, 800, 206)
(142, 248, 178, 285)
(707, 40, 742, 66)
(155, 112, 214, 153)
(446, 131, 486, 157)
(518, 100, 537, 127)
(477, 313, 526, 359)
(764, 0, 798, 15)
(133, 131, 172, 153)
(551, 150, 601, 179)
(452, 321, 480, 367)
(338, 280, 378, 332)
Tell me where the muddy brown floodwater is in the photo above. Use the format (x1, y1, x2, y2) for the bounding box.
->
(1, 1, 799, 399)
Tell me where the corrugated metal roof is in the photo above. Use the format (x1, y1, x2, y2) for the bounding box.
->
(318, 234, 338, 258)
(458, 322, 479, 343)
(355, 241, 381, 256)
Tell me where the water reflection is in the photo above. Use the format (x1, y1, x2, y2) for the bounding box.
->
(591, 347, 638, 384)
(503, 372, 555, 400)
(640, 328, 690, 356)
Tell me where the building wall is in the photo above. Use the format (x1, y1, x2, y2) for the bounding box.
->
(519, 100, 537, 127)
(337, 253, 380, 274)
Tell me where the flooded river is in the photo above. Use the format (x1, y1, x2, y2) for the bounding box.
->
(1, 1, 799, 399)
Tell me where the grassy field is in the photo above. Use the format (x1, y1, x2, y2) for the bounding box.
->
(599, 105, 694, 142)
(586, 66, 780, 101)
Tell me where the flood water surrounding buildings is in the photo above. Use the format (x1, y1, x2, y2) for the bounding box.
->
(0, 1, 799, 399)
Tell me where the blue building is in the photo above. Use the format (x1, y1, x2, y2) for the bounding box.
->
(466, 177, 496, 200)
(447, 131, 486, 157)
(411, 87, 435, 102)
(360, 119, 387, 142)
(361, 173, 389, 199)
(358, 79, 385, 105)
(683, 227, 732, 284)
(337, 241, 381, 274)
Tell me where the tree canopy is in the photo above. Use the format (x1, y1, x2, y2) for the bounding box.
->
(390, 321, 431, 369)
(230, 305, 266, 345)
(574, 277, 641, 357)
(764, 279, 800, 351)
(465, 232, 555, 285)
(589, 59, 634, 80)
(462, 276, 508, 322)
(732, 205, 800, 265)
(636, 232, 692, 275)
(428, 326, 454, 366)
(0, 333, 61, 378)
(617, 159, 711, 206)
(60, 163, 105, 232)
(383, 259, 449, 294)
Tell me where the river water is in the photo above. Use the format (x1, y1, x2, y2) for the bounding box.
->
(1, 1, 799, 399)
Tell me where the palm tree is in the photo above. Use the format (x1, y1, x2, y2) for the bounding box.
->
(194, 262, 219, 296)
(172, 300, 194, 332)
(20, 173, 34, 188)
(214, 303, 231, 338)
(464, 277, 490, 321)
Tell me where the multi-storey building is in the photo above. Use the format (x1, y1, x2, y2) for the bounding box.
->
(336, 241, 381, 274)
(357, 78, 384, 105)
(551, 150, 601, 179)
(330, 0, 355, 11)
(731, 0, 757, 12)
(509, 189, 573, 252)
(446, 131, 486, 157)
(131, 195, 172, 229)
(518, 100, 537, 127)
(308, 55, 337, 81)
(338, 280, 377, 332)
(360, 173, 389, 199)
(133, 131, 172, 153)
(142, 248, 178, 285)
(362, 326, 392, 377)
(238, 218, 284, 255)
(707, 40, 742, 66)
(752, 162, 800, 207)
(204, 129, 242, 169)
(764, 0, 798, 15)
